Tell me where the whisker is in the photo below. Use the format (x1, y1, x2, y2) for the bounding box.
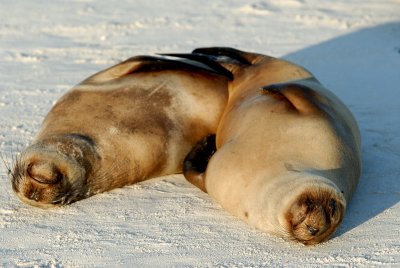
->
(0, 151, 12, 175)
(0, 151, 19, 185)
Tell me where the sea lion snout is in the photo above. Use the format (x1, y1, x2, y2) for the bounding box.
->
(11, 135, 97, 207)
(286, 191, 345, 245)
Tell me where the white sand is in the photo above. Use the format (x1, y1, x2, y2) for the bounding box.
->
(0, 1, 399, 266)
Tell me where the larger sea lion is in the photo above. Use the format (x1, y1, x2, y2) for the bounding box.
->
(177, 48, 361, 245)
(11, 55, 231, 208)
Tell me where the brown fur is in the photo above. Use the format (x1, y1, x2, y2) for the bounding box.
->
(181, 47, 361, 245)
(11, 56, 230, 207)
(285, 190, 345, 245)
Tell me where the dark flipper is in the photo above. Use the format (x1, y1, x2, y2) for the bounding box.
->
(161, 47, 253, 78)
(81, 54, 233, 84)
(183, 135, 217, 193)
(131, 55, 233, 79)
(159, 53, 233, 80)
(192, 47, 252, 65)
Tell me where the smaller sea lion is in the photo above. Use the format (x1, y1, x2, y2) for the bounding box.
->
(177, 47, 361, 245)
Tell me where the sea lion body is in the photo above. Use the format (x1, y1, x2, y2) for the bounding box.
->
(11, 55, 230, 207)
(182, 48, 361, 245)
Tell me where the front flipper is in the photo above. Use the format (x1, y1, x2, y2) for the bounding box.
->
(183, 135, 216, 193)
(261, 82, 322, 115)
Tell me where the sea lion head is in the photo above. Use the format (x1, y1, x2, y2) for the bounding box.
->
(10, 134, 99, 208)
(282, 177, 346, 245)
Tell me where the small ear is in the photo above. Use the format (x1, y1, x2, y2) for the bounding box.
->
(261, 83, 320, 115)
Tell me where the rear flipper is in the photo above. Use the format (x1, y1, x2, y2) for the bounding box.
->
(192, 47, 254, 65)
(183, 135, 217, 193)
(160, 47, 257, 76)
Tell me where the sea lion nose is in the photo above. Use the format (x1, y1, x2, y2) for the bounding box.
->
(306, 225, 319, 236)
(27, 162, 63, 184)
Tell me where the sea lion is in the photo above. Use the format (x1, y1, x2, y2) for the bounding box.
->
(177, 48, 361, 245)
(11, 54, 231, 208)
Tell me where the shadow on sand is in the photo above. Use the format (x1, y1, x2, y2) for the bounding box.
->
(284, 22, 400, 235)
